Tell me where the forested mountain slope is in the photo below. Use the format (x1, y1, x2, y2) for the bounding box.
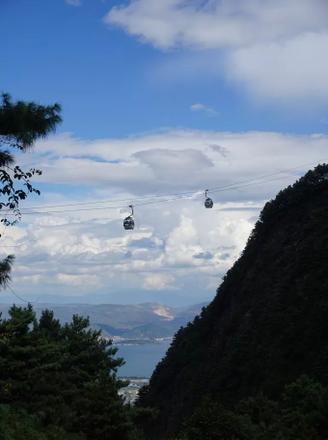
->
(138, 164, 328, 438)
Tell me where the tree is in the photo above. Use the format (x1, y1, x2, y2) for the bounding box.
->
(0, 305, 137, 440)
(0, 93, 61, 287)
(0, 405, 84, 440)
(177, 377, 328, 440)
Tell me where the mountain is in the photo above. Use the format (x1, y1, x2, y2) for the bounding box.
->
(0, 302, 206, 341)
(138, 164, 328, 438)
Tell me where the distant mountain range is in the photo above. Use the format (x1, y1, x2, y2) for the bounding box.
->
(0, 302, 206, 341)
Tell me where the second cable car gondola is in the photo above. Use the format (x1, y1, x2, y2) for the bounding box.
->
(123, 205, 135, 230)
(204, 190, 213, 208)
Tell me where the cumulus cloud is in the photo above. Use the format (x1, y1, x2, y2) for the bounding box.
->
(29, 130, 328, 196)
(228, 33, 328, 102)
(3, 128, 327, 304)
(106, 0, 328, 49)
(133, 148, 214, 180)
(143, 273, 175, 290)
(105, 0, 328, 103)
(209, 144, 229, 158)
(193, 251, 213, 260)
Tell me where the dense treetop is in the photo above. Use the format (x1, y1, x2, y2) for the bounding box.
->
(0, 305, 138, 440)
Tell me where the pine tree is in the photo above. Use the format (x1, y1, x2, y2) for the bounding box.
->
(0, 93, 61, 287)
(0, 306, 137, 439)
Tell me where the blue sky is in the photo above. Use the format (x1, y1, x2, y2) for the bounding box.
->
(1, 0, 328, 305)
(2, 0, 328, 138)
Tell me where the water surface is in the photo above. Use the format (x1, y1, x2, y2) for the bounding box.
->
(117, 339, 171, 377)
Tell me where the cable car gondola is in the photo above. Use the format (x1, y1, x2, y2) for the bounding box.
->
(204, 189, 213, 209)
(123, 205, 135, 230)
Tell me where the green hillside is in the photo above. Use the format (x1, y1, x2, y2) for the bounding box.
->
(138, 164, 328, 438)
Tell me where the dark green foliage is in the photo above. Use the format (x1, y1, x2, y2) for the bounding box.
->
(0, 93, 61, 227)
(178, 400, 254, 440)
(0, 404, 84, 440)
(0, 254, 14, 287)
(0, 305, 136, 439)
(0, 93, 61, 287)
(178, 376, 328, 440)
(0, 93, 61, 150)
(138, 165, 328, 438)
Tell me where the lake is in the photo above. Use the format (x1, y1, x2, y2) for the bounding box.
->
(116, 339, 172, 378)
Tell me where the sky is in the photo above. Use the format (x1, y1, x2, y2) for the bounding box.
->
(0, 0, 327, 306)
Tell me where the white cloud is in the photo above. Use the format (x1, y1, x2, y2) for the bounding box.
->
(143, 274, 175, 290)
(227, 33, 328, 102)
(190, 103, 218, 116)
(105, 0, 328, 104)
(18, 275, 42, 284)
(65, 0, 81, 6)
(106, 0, 328, 50)
(29, 130, 328, 196)
(191, 103, 207, 111)
(133, 147, 214, 180)
(4, 129, 327, 304)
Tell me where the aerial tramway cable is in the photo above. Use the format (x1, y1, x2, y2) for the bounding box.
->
(0, 158, 326, 228)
